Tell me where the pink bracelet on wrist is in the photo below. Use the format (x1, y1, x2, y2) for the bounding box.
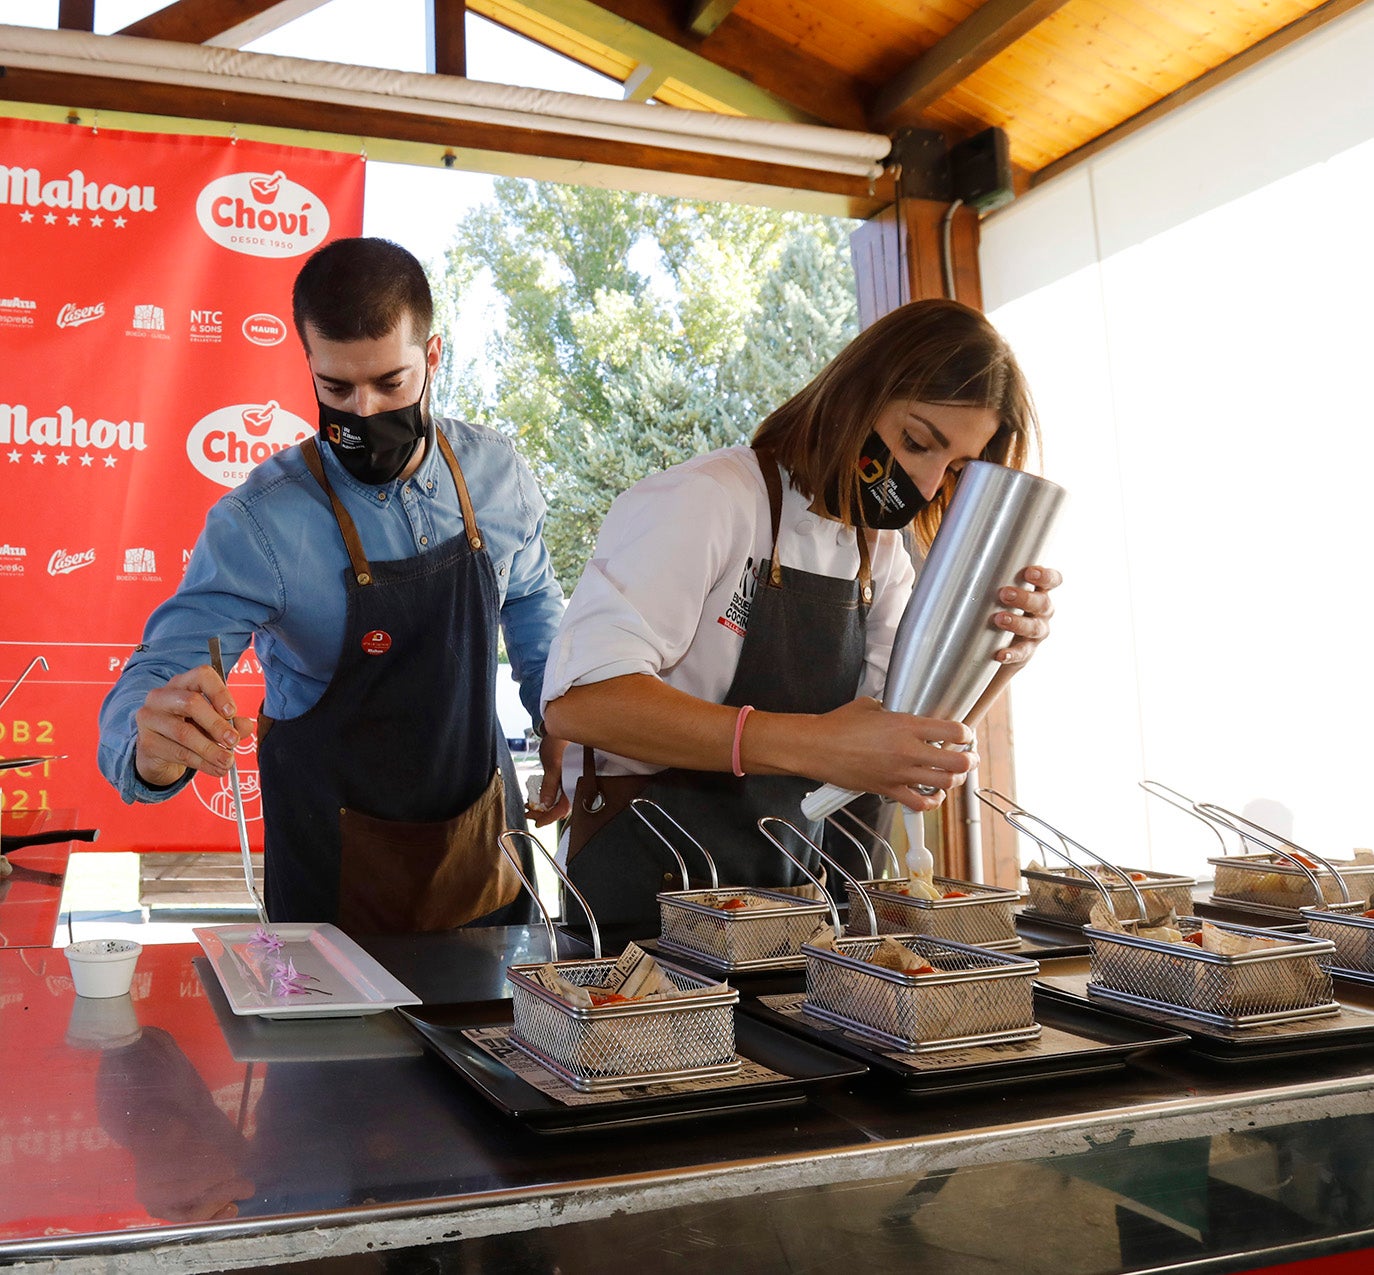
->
(731, 704, 755, 778)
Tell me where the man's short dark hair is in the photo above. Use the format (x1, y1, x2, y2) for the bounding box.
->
(292, 237, 433, 348)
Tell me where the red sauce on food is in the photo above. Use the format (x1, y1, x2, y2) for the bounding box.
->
(1182, 932, 1205, 945)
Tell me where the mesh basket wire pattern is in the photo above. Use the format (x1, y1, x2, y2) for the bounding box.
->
(802, 934, 1040, 1053)
(1085, 915, 1337, 1028)
(1301, 903, 1374, 974)
(656, 887, 832, 971)
(1022, 865, 1195, 926)
(1210, 854, 1374, 913)
(842, 876, 1020, 948)
(506, 957, 740, 1092)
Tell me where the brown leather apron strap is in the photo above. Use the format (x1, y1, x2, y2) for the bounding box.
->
(435, 429, 484, 552)
(302, 436, 375, 587)
(755, 447, 786, 587)
(753, 446, 871, 600)
(856, 523, 873, 603)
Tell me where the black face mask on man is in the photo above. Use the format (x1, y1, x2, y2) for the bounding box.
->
(317, 367, 429, 486)
(827, 431, 928, 530)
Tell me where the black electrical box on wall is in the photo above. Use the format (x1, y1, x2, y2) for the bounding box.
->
(949, 127, 1014, 213)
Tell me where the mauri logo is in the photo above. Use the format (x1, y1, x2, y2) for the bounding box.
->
(196, 169, 329, 259)
(187, 399, 312, 488)
(242, 312, 288, 346)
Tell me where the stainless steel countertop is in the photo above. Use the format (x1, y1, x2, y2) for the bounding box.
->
(4, 931, 1374, 1274)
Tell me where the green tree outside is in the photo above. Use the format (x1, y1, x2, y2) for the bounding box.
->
(431, 179, 860, 587)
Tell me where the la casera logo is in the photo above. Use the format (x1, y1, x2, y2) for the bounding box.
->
(186, 400, 313, 488)
(195, 170, 329, 259)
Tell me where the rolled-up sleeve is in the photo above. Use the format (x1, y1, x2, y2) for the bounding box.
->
(97, 497, 284, 804)
(542, 468, 744, 710)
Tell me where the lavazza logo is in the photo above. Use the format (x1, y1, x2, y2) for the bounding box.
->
(48, 548, 96, 577)
(187, 399, 312, 488)
(196, 170, 329, 259)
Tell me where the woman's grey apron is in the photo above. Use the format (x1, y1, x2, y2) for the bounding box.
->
(256, 430, 531, 934)
(565, 449, 872, 935)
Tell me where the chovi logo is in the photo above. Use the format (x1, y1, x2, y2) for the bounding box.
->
(195, 169, 329, 259)
(187, 400, 312, 488)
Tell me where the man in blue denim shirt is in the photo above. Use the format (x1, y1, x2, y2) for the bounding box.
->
(98, 238, 569, 932)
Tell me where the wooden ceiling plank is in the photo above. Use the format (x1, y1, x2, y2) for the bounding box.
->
(1031, 0, 1370, 184)
(687, 0, 742, 38)
(428, 0, 469, 77)
(58, 0, 96, 32)
(117, 1, 333, 47)
(870, 0, 1073, 126)
(0, 66, 893, 215)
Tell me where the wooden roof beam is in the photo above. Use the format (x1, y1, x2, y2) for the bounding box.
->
(118, 1, 333, 49)
(0, 66, 893, 218)
(686, 0, 740, 38)
(870, 0, 1071, 129)
(560, 0, 870, 128)
(58, 1, 95, 31)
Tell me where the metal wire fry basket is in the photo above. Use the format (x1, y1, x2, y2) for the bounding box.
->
(843, 876, 1021, 949)
(506, 957, 740, 1092)
(802, 935, 1040, 1053)
(1023, 865, 1195, 927)
(1210, 853, 1374, 913)
(657, 888, 832, 971)
(1300, 902, 1374, 976)
(1085, 915, 1337, 1028)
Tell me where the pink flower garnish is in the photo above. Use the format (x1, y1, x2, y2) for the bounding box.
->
(249, 925, 285, 953)
(267, 956, 329, 997)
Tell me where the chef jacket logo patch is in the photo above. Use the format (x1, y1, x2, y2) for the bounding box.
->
(362, 630, 392, 656)
(716, 558, 758, 638)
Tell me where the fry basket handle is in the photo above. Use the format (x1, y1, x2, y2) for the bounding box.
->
(0, 655, 48, 713)
(757, 816, 869, 937)
(821, 815, 875, 880)
(1000, 810, 1124, 919)
(824, 804, 903, 879)
(499, 830, 602, 960)
(1138, 780, 1230, 854)
(630, 797, 718, 889)
(1193, 803, 1349, 904)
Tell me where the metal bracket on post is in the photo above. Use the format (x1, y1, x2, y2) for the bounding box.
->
(886, 127, 951, 202)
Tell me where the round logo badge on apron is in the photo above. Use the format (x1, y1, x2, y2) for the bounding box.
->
(361, 629, 392, 655)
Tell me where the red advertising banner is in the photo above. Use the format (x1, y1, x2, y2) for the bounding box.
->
(0, 118, 364, 852)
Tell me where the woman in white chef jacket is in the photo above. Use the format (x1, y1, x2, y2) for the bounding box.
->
(541, 299, 1059, 934)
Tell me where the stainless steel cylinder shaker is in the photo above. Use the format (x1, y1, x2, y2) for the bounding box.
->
(801, 460, 1066, 821)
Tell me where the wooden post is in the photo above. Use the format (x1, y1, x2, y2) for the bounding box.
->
(850, 193, 1020, 887)
(427, 0, 467, 78)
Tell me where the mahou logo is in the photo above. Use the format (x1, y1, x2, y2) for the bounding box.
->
(49, 548, 96, 576)
(187, 400, 312, 488)
(196, 170, 329, 259)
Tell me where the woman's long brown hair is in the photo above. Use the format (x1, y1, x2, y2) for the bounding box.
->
(751, 299, 1040, 550)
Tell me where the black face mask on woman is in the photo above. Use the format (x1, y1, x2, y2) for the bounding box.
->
(318, 368, 429, 486)
(827, 431, 928, 530)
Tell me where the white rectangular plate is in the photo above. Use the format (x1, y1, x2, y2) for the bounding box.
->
(194, 923, 421, 1019)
